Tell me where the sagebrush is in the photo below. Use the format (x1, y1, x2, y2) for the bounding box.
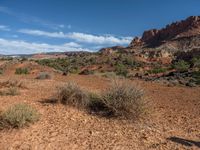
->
(36, 72, 52, 80)
(56, 82, 89, 108)
(56, 80, 146, 119)
(0, 103, 39, 128)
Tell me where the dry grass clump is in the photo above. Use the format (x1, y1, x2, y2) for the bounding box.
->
(36, 72, 52, 80)
(87, 92, 112, 116)
(100, 80, 145, 118)
(0, 103, 40, 129)
(56, 79, 146, 119)
(56, 82, 89, 108)
(0, 79, 26, 89)
(0, 87, 19, 96)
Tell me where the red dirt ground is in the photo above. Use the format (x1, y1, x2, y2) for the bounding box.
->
(0, 61, 199, 150)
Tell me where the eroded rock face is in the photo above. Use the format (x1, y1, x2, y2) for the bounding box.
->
(129, 37, 143, 47)
(99, 46, 125, 54)
(130, 16, 200, 47)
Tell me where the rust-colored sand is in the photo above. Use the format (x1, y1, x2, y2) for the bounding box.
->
(0, 62, 199, 150)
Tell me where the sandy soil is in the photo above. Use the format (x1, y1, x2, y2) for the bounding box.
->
(0, 62, 199, 150)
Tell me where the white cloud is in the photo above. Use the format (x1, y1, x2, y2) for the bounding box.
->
(18, 29, 132, 45)
(0, 25, 10, 31)
(68, 32, 132, 45)
(18, 29, 67, 38)
(0, 38, 91, 55)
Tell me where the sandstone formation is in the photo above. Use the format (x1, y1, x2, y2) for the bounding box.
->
(130, 16, 200, 48)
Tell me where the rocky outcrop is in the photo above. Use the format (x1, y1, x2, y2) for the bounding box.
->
(129, 16, 200, 48)
(129, 37, 143, 47)
(99, 46, 125, 54)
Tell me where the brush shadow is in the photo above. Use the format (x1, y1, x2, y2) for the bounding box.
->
(38, 98, 57, 105)
(167, 136, 200, 148)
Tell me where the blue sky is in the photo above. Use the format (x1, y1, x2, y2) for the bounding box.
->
(0, 0, 200, 54)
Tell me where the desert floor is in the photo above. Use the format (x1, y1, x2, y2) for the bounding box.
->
(0, 61, 199, 150)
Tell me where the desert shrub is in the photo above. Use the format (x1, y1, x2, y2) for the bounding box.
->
(79, 69, 94, 75)
(192, 57, 200, 68)
(56, 82, 89, 108)
(102, 72, 117, 78)
(115, 63, 129, 77)
(36, 72, 52, 80)
(101, 80, 145, 118)
(6, 87, 19, 96)
(87, 93, 110, 116)
(148, 68, 167, 74)
(124, 55, 139, 68)
(192, 71, 200, 84)
(15, 68, 29, 75)
(0, 68, 3, 75)
(0, 103, 39, 128)
(68, 66, 80, 74)
(173, 60, 190, 72)
(20, 57, 28, 62)
(0, 87, 19, 96)
(0, 79, 26, 88)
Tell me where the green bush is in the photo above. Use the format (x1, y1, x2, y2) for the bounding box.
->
(148, 68, 167, 74)
(173, 60, 190, 72)
(115, 63, 129, 77)
(0, 103, 39, 128)
(192, 57, 200, 68)
(15, 68, 29, 75)
(192, 71, 200, 84)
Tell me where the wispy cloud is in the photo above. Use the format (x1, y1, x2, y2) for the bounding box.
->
(0, 25, 10, 31)
(68, 32, 132, 45)
(0, 6, 65, 30)
(0, 38, 91, 55)
(18, 29, 67, 38)
(18, 29, 132, 45)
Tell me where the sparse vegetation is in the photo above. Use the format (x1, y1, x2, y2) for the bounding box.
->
(101, 72, 117, 78)
(192, 71, 200, 84)
(0, 103, 39, 129)
(79, 69, 94, 75)
(192, 57, 200, 68)
(0, 68, 3, 75)
(55, 80, 146, 119)
(148, 67, 167, 74)
(15, 68, 29, 75)
(36, 72, 52, 80)
(35, 53, 142, 76)
(115, 63, 129, 77)
(173, 60, 190, 72)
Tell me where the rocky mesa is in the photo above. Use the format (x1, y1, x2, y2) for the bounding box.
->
(130, 16, 200, 50)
